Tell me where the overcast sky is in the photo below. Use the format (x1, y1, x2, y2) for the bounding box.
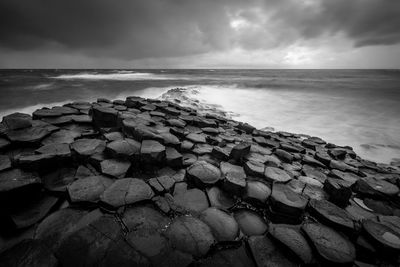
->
(1, 0, 400, 68)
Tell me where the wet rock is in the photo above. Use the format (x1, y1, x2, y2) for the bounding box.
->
(36, 142, 71, 158)
(0, 155, 12, 172)
(105, 138, 141, 159)
(41, 129, 80, 145)
(220, 162, 246, 195)
(270, 183, 308, 220)
(173, 182, 209, 213)
(248, 235, 298, 267)
(234, 210, 268, 236)
(298, 176, 324, 188)
(186, 133, 206, 143)
(92, 106, 118, 128)
(122, 205, 170, 232)
(186, 160, 222, 187)
(229, 142, 251, 162)
(302, 155, 326, 168)
(244, 160, 265, 177)
(166, 118, 186, 128)
(329, 169, 360, 184)
(165, 216, 215, 257)
(201, 207, 239, 241)
(302, 222, 356, 265)
(70, 138, 106, 157)
(7, 195, 58, 229)
(35, 208, 88, 251)
(211, 146, 230, 161)
(309, 199, 355, 232)
(275, 148, 294, 163)
(140, 140, 166, 163)
(6, 125, 53, 144)
(0, 168, 41, 199)
(100, 159, 131, 178)
(100, 178, 154, 208)
(2, 112, 32, 130)
(67, 175, 113, 203)
(206, 186, 235, 209)
(244, 180, 271, 204)
(33, 108, 63, 119)
(324, 178, 353, 207)
(264, 167, 292, 183)
(269, 224, 314, 264)
(362, 220, 400, 252)
(0, 239, 58, 267)
(345, 198, 378, 221)
(302, 164, 327, 183)
(165, 147, 183, 167)
(353, 177, 399, 198)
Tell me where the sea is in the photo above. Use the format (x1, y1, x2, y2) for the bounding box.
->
(1, 69, 400, 164)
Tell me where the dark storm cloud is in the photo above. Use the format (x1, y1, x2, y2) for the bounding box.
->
(0, 0, 399, 60)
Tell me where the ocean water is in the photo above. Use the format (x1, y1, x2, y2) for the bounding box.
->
(1, 69, 400, 164)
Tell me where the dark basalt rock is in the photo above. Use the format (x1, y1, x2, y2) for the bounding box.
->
(264, 166, 292, 183)
(200, 207, 239, 241)
(353, 177, 399, 198)
(165, 147, 183, 167)
(206, 186, 235, 209)
(244, 180, 271, 204)
(0, 168, 41, 196)
(92, 106, 118, 128)
(67, 175, 113, 203)
(0, 154, 12, 172)
(172, 182, 209, 213)
(309, 199, 355, 232)
(165, 216, 215, 257)
(186, 133, 207, 143)
(244, 160, 265, 177)
(0, 137, 11, 150)
(275, 148, 294, 163)
(234, 210, 268, 236)
(362, 219, 400, 251)
(324, 177, 353, 207)
(229, 142, 251, 162)
(100, 158, 131, 178)
(199, 245, 255, 267)
(211, 146, 230, 161)
(33, 108, 63, 119)
(248, 235, 298, 267)
(100, 178, 154, 208)
(269, 224, 315, 264)
(70, 138, 106, 157)
(105, 138, 141, 159)
(302, 222, 356, 265)
(6, 125, 54, 144)
(220, 162, 246, 195)
(41, 129, 80, 145)
(186, 160, 222, 187)
(140, 139, 166, 163)
(2, 112, 32, 130)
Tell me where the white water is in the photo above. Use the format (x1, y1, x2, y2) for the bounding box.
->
(51, 71, 182, 81)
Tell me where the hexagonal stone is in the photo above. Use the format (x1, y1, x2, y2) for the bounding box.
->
(186, 133, 206, 144)
(201, 207, 239, 241)
(92, 106, 118, 127)
(244, 180, 271, 204)
(165, 216, 215, 257)
(100, 178, 154, 208)
(206, 186, 235, 209)
(309, 199, 355, 232)
(100, 159, 131, 178)
(165, 147, 183, 167)
(269, 224, 314, 264)
(67, 176, 113, 203)
(229, 142, 251, 162)
(105, 138, 141, 159)
(2, 112, 32, 130)
(324, 178, 353, 207)
(220, 162, 246, 195)
(0, 155, 12, 172)
(6, 126, 53, 144)
(362, 219, 400, 251)
(186, 160, 222, 187)
(302, 222, 356, 265)
(41, 129, 81, 145)
(0, 137, 11, 150)
(36, 142, 71, 158)
(173, 182, 209, 213)
(248, 235, 297, 267)
(264, 167, 292, 183)
(234, 210, 268, 236)
(0, 168, 41, 193)
(211, 146, 230, 161)
(122, 205, 170, 232)
(244, 160, 265, 177)
(353, 177, 399, 198)
(140, 140, 166, 163)
(70, 138, 106, 157)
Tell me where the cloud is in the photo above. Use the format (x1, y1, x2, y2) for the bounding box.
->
(0, 0, 399, 63)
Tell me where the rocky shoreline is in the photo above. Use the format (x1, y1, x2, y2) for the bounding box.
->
(0, 94, 399, 266)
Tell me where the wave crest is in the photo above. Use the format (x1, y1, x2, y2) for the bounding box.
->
(51, 71, 179, 81)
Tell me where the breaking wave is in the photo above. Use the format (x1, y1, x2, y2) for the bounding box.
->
(51, 71, 182, 81)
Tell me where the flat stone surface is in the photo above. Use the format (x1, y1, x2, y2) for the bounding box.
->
(2, 112, 32, 130)
(36, 142, 71, 157)
(140, 140, 166, 163)
(41, 129, 80, 145)
(229, 142, 251, 162)
(165, 216, 215, 257)
(199, 245, 255, 267)
(186, 160, 222, 187)
(244, 160, 265, 177)
(100, 178, 154, 208)
(264, 167, 292, 183)
(68, 175, 113, 203)
(186, 133, 206, 143)
(309, 199, 354, 231)
(92, 106, 118, 127)
(324, 178, 353, 207)
(354, 177, 399, 197)
(248, 235, 297, 267)
(173, 182, 209, 213)
(234, 210, 268, 236)
(122, 205, 170, 232)
(244, 180, 271, 203)
(6, 126, 52, 144)
(302, 222, 356, 264)
(0, 155, 12, 172)
(362, 219, 400, 250)
(271, 183, 308, 216)
(269, 224, 314, 264)
(105, 138, 141, 158)
(70, 138, 106, 157)
(0, 168, 41, 193)
(206, 186, 235, 209)
(100, 159, 131, 178)
(220, 162, 246, 195)
(201, 207, 239, 241)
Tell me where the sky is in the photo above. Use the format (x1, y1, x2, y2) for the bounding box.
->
(1, 0, 400, 69)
